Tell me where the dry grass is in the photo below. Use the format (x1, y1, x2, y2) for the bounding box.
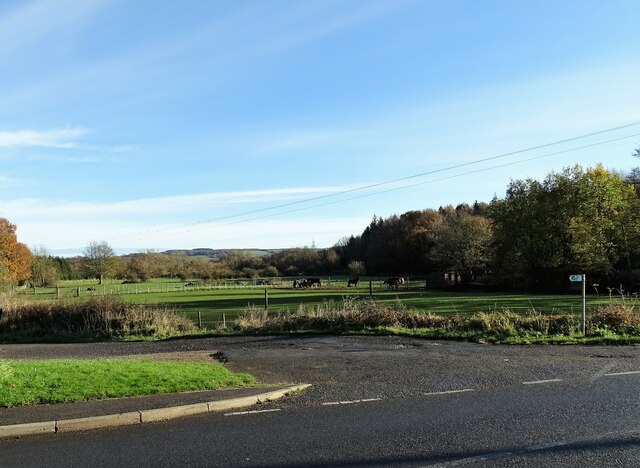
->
(235, 298, 639, 338)
(0, 296, 196, 340)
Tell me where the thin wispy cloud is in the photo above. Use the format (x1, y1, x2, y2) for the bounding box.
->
(0, 0, 113, 55)
(0, 1, 407, 115)
(0, 128, 88, 149)
(24, 216, 372, 252)
(238, 0, 409, 57)
(253, 60, 640, 167)
(1, 1, 636, 252)
(2, 184, 366, 219)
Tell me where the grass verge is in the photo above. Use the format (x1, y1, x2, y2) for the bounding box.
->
(2, 295, 639, 345)
(0, 359, 255, 407)
(233, 298, 640, 345)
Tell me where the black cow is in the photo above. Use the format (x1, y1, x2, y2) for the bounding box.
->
(347, 277, 359, 287)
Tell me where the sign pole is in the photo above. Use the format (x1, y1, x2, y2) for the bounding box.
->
(569, 274, 587, 336)
(582, 273, 586, 336)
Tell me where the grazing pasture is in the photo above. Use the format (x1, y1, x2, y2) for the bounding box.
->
(13, 277, 632, 330)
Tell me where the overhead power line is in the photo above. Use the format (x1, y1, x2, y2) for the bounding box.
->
(135, 131, 640, 240)
(169, 120, 640, 228)
(48, 120, 640, 247)
(120, 127, 640, 243)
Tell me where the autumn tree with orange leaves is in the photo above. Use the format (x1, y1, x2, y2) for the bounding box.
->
(0, 218, 32, 285)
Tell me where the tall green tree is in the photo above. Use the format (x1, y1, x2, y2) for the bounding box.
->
(490, 165, 640, 289)
(30, 246, 60, 287)
(569, 166, 639, 273)
(82, 241, 116, 284)
(52, 256, 74, 280)
(628, 147, 640, 197)
(430, 209, 493, 283)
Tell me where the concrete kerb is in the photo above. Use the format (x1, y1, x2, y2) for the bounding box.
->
(0, 421, 56, 439)
(0, 384, 311, 439)
(57, 411, 141, 432)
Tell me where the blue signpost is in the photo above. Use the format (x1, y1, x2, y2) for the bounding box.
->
(569, 274, 586, 336)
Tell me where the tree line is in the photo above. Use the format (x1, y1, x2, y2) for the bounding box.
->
(1, 162, 639, 292)
(335, 164, 640, 291)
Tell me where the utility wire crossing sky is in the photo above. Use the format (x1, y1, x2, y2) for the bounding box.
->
(0, 0, 639, 255)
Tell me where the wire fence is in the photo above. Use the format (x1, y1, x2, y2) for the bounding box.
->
(16, 277, 428, 300)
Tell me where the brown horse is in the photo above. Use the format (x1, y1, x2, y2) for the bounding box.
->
(385, 277, 404, 289)
(307, 278, 321, 288)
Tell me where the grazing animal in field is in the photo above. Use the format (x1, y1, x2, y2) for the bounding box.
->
(385, 277, 403, 290)
(347, 277, 359, 287)
(306, 278, 321, 288)
(293, 278, 320, 289)
(87, 287, 95, 292)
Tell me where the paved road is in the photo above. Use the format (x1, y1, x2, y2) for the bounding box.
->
(1, 336, 639, 466)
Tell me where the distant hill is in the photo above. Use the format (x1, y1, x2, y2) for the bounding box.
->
(160, 248, 279, 260)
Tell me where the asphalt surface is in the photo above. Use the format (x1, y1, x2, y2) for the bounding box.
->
(1, 336, 639, 466)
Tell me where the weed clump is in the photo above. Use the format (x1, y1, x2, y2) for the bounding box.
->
(588, 304, 639, 335)
(0, 359, 12, 382)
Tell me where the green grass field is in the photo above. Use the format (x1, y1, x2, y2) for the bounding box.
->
(18, 278, 632, 329)
(0, 359, 255, 407)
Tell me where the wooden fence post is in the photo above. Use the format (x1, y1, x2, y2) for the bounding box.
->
(222, 312, 226, 329)
(264, 288, 269, 311)
(198, 311, 202, 329)
(369, 280, 372, 297)
(56, 287, 60, 299)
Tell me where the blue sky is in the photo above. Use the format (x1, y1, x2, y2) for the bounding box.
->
(1, 0, 639, 255)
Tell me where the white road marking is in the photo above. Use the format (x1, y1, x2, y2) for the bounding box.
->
(604, 370, 640, 376)
(423, 389, 475, 396)
(522, 379, 563, 385)
(224, 409, 281, 416)
(321, 398, 382, 406)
